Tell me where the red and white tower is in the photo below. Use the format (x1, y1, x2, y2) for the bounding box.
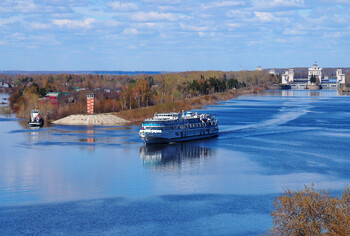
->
(87, 94, 94, 114)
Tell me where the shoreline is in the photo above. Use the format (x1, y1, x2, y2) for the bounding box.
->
(49, 87, 264, 126)
(52, 114, 130, 126)
(115, 87, 263, 123)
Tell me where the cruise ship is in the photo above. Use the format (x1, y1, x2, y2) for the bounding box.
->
(139, 111, 219, 144)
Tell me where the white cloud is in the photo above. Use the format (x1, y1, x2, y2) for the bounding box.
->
(332, 14, 350, 24)
(122, 28, 139, 35)
(252, 0, 304, 9)
(107, 1, 139, 11)
(105, 20, 122, 27)
(254, 12, 274, 22)
(197, 32, 215, 37)
(320, 0, 350, 4)
(129, 11, 178, 21)
(227, 23, 240, 28)
(12, 32, 25, 41)
(29, 22, 51, 30)
(180, 23, 208, 32)
(323, 32, 344, 38)
(0, 18, 15, 27)
(215, 1, 244, 7)
(141, 0, 182, 3)
(0, 0, 39, 13)
(275, 38, 289, 43)
(52, 18, 96, 29)
(283, 29, 306, 35)
(135, 22, 158, 28)
(203, 1, 244, 9)
(226, 10, 251, 18)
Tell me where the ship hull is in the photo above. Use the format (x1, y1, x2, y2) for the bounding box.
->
(280, 84, 291, 90)
(142, 132, 218, 144)
(28, 120, 44, 127)
(141, 127, 219, 144)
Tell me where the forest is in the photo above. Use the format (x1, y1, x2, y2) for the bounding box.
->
(2, 70, 279, 122)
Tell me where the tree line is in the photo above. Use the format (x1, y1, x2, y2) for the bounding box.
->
(3, 70, 279, 120)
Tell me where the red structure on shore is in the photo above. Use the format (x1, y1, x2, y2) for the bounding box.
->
(87, 94, 94, 114)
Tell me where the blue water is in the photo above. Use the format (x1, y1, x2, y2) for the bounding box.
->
(1, 90, 350, 235)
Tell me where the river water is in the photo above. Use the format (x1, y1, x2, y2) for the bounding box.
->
(1, 90, 350, 235)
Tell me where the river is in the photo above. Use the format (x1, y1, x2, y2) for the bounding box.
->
(0, 90, 349, 235)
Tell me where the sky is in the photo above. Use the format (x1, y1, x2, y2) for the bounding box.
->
(0, 0, 349, 71)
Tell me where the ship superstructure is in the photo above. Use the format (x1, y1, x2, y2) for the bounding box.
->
(28, 108, 44, 127)
(139, 111, 218, 144)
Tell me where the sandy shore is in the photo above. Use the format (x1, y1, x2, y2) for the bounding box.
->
(52, 114, 130, 126)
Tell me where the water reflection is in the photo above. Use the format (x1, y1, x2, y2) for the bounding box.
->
(78, 126, 96, 152)
(140, 141, 214, 167)
(265, 90, 326, 97)
(266, 90, 295, 97)
(308, 91, 321, 97)
(282, 90, 294, 97)
(29, 127, 40, 143)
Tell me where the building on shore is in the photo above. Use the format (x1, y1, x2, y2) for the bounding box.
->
(281, 69, 294, 85)
(308, 64, 322, 85)
(336, 69, 346, 87)
(280, 64, 342, 90)
(269, 69, 276, 75)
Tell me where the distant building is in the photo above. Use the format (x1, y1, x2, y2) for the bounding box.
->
(336, 69, 345, 86)
(308, 64, 322, 85)
(256, 66, 263, 71)
(74, 87, 87, 92)
(45, 92, 61, 99)
(269, 69, 276, 75)
(44, 92, 61, 106)
(282, 69, 294, 85)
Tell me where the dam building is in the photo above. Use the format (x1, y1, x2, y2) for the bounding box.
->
(336, 69, 346, 88)
(281, 64, 344, 90)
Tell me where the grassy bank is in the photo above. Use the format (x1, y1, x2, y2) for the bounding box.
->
(116, 87, 262, 123)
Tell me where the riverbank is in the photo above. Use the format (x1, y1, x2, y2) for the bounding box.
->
(52, 114, 130, 126)
(115, 87, 263, 123)
(51, 87, 263, 125)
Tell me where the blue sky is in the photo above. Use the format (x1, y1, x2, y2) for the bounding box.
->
(0, 0, 349, 71)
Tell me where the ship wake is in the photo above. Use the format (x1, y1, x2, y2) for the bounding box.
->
(220, 102, 311, 136)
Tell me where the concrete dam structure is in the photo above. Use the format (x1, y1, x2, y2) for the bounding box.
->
(281, 64, 345, 90)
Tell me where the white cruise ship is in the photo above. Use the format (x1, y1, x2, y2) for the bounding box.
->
(139, 111, 218, 144)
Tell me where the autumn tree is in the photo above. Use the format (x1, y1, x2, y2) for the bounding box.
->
(269, 185, 350, 235)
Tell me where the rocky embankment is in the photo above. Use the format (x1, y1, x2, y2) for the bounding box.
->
(52, 114, 130, 126)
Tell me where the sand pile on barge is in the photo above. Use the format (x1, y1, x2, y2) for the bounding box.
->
(52, 114, 130, 126)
